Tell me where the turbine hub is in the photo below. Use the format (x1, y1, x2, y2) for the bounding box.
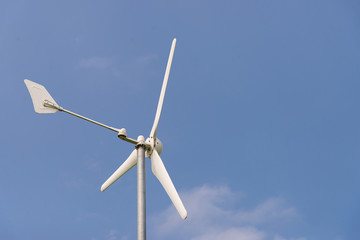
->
(155, 138, 163, 155)
(145, 136, 163, 157)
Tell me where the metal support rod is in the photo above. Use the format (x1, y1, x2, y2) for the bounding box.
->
(136, 136, 146, 240)
(43, 100, 140, 145)
(61, 108, 120, 133)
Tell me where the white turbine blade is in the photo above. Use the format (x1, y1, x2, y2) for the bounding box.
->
(150, 38, 176, 138)
(101, 149, 137, 192)
(24, 79, 59, 114)
(150, 149, 187, 220)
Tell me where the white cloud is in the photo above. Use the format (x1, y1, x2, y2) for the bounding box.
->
(274, 235, 307, 240)
(192, 227, 265, 240)
(233, 197, 298, 225)
(149, 185, 306, 240)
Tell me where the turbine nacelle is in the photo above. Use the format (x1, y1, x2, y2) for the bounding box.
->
(117, 128, 127, 138)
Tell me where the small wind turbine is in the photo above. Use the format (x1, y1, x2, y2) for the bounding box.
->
(24, 38, 186, 240)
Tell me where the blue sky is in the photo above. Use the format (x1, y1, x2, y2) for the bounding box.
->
(1, 0, 360, 239)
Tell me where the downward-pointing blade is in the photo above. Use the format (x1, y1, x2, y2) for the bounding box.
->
(150, 149, 187, 220)
(101, 149, 137, 192)
(150, 38, 176, 138)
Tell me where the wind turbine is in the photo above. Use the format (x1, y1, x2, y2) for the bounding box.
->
(24, 38, 187, 240)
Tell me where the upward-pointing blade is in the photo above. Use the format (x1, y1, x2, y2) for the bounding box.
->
(101, 149, 137, 192)
(150, 149, 187, 220)
(150, 38, 176, 138)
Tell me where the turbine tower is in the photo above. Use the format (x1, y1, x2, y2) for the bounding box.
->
(24, 38, 187, 240)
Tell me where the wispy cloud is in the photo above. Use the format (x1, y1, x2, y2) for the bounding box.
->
(91, 229, 129, 240)
(149, 185, 306, 240)
(76, 53, 159, 93)
(78, 53, 157, 72)
(106, 229, 120, 240)
(135, 53, 158, 64)
(78, 57, 113, 70)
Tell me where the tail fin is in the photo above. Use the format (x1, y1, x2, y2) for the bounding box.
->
(24, 79, 58, 114)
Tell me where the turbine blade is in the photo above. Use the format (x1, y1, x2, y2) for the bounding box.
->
(150, 149, 187, 220)
(101, 149, 137, 192)
(24, 79, 59, 114)
(150, 38, 176, 138)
